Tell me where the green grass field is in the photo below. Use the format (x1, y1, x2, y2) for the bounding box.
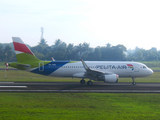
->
(142, 61, 160, 67)
(0, 70, 80, 82)
(0, 93, 160, 120)
(0, 62, 5, 68)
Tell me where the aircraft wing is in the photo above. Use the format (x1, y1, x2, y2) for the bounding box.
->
(81, 59, 112, 79)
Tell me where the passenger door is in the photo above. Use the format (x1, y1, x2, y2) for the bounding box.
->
(39, 62, 44, 71)
(134, 64, 139, 72)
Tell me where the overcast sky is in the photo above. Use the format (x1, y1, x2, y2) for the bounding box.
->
(0, 0, 160, 50)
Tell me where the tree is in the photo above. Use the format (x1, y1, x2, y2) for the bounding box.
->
(66, 44, 75, 60)
(112, 45, 127, 60)
(4, 45, 15, 61)
(50, 39, 67, 60)
(34, 51, 45, 60)
(106, 43, 111, 48)
(75, 42, 91, 60)
(146, 50, 159, 61)
(54, 39, 62, 46)
(1, 38, 160, 62)
(38, 38, 48, 47)
(150, 47, 157, 52)
(94, 47, 101, 60)
(0, 44, 4, 61)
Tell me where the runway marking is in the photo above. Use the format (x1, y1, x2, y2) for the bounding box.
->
(0, 82, 14, 84)
(0, 90, 160, 93)
(0, 86, 27, 88)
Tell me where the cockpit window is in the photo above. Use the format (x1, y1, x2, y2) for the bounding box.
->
(143, 66, 147, 69)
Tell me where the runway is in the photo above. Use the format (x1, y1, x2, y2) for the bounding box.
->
(0, 82, 160, 93)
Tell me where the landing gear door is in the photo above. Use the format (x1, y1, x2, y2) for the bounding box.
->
(39, 62, 44, 71)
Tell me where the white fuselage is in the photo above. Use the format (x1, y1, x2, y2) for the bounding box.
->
(48, 61, 153, 78)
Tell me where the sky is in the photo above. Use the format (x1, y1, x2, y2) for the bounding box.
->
(0, 0, 160, 50)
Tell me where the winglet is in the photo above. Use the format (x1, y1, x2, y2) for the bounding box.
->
(81, 59, 90, 71)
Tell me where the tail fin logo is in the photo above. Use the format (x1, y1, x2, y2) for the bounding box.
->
(12, 37, 39, 62)
(12, 37, 34, 55)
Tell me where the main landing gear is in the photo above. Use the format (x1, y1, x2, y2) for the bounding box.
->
(80, 79, 93, 86)
(87, 80, 93, 86)
(132, 77, 136, 85)
(80, 79, 85, 84)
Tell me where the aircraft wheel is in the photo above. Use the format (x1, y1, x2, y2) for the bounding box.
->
(87, 81, 93, 86)
(132, 82, 136, 85)
(132, 77, 136, 85)
(80, 80, 85, 84)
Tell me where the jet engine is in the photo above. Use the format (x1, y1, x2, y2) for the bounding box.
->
(98, 74, 119, 83)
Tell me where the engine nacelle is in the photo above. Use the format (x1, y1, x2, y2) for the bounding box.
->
(73, 73, 86, 78)
(98, 74, 119, 83)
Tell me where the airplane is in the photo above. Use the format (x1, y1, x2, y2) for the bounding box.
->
(9, 37, 154, 85)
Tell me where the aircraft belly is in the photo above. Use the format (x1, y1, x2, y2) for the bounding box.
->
(49, 68, 84, 77)
(110, 70, 140, 78)
(108, 69, 127, 77)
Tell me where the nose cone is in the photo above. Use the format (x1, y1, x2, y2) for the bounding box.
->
(148, 68, 154, 76)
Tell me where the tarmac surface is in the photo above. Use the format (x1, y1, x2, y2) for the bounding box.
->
(0, 82, 160, 93)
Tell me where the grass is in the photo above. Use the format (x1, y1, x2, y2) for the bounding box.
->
(0, 93, 160, 120)
(142, 61, 160, 67)
(0, 70, 80, 82)
(0, 62, 5, 68)
(150, 67, 160, 70)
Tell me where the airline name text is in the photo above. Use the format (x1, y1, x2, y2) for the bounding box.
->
(96, 65, 128, 69)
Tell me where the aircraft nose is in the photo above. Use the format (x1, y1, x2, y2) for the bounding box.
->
(148, 68, 154, 75)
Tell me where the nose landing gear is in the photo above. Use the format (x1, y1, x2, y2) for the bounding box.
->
(132, 77, 136, 85)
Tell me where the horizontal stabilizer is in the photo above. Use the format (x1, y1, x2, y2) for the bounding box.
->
(16, 63, 31, 69)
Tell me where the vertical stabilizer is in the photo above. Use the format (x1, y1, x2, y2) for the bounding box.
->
(12, 37, 40, 62)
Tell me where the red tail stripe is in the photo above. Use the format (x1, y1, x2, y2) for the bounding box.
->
(13, 42, 33, 55)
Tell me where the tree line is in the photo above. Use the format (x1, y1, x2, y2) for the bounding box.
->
(0, 38, 160, 62)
